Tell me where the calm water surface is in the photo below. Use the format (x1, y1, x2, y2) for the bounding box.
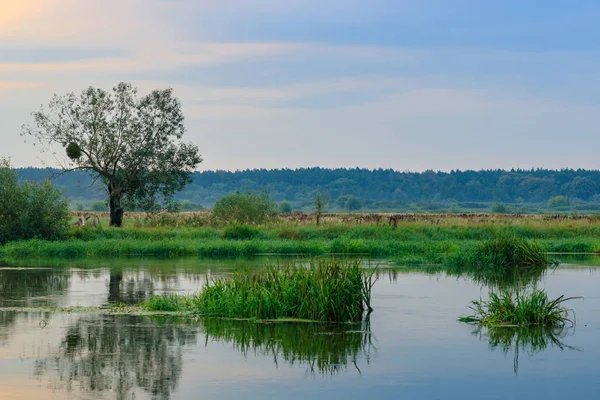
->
(0, 257, 598, 400)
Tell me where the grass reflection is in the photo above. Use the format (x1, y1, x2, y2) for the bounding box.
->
(199, 318, 374, 375)
(29, 314, 374, 399)
(469, 325, 581, 374)
(383, 263, 550, 289)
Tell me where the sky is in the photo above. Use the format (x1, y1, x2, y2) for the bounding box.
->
(1, 0, 599, 171)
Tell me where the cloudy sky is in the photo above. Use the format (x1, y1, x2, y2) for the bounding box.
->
(1, 0, 599, 171)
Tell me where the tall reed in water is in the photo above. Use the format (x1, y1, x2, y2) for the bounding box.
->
(459, 288, 580, 327)
(143, 258, 377, 322)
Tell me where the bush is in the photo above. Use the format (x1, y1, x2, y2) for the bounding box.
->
(492, 203, 508, 213)
(279, 201, 293, 213)
(345, 195, 363, 211)
(181, 200, 204, 211)
(222, 224, 260, 240)
(90, 201, 108, 212)
(0, 159, 70, 243)
(548, 196, 571, 208)
(212, 191, 276, 225)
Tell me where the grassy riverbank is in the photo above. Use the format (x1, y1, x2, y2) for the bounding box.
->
(2, 214, 600, 260)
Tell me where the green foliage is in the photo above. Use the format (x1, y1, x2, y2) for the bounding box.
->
(212, 191, 276, 225)
(459, 289, 580, 327)
(279, 201, 293, 213)
(90, 201, 108, 212)
(548, 195, 571, 208)
(492, 203, 508, 213)
(14, 167, 600, 210)
(344, 195, 363, 211)
(142, 258, 377, 322)
(314, 192, 328, 212)
(164, 199, 182, 213)
(446, 235, 553, 271)
(180, 200, 204, 211)
(314, 191, 329, 225)
(23, 82, 202, 226)
(561, 177, 597, 201)
(222, 224, 260, 240)
(0, 159, 70, 243)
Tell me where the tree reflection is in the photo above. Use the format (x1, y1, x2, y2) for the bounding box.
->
(34, 315, 199, 400)
(201, 318, 374, 375)
(0, 267, 69, 306)
(469, 325, 582, 374)
(107, 269, 156, 305)
(0, 268, 69, 338)
(32, 315, 374, 399)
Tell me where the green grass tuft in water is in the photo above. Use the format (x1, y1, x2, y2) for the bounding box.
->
(446, 235, 555, 269)
(459, 288, 581, 327)
(142, 258, 377, 322)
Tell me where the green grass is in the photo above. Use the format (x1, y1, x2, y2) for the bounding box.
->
(142, 258, 377, 322)
(438, 235, 557, 283)
(446, 235, 554, 269)
(459, 288, 580, 327)
(4, 219, 600, 260)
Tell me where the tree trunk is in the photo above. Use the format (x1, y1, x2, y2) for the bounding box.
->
(108, 187, 124, 227)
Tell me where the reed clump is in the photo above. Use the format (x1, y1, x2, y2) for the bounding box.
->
(142, 258, 377, 322)
(445, 235, 556, 270)
(459, 288, 580, 327)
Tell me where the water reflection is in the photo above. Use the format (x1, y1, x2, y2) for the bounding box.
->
(34, 314, 200, 400)
(107, 268, 155, 305)
(383, 265, 550, 288)
(0, 261, 597, 399)
(27, 314, 373, 399)
(468, 325, 582, 374)
(0, 267, 70, 306)
(201, 318, 374, 375)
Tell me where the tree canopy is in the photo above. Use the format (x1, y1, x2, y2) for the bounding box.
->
(22, 82, 202, 226)
(14, 167, 600, 212)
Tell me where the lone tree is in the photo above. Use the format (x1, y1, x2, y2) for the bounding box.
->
(22, 83, 202, 227)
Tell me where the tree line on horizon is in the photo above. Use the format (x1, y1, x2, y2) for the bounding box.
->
(12, 166, 600, 212)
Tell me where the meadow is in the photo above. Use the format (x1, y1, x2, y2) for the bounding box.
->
(2, 212, 600, 262)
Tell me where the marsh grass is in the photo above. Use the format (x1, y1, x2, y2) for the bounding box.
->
(447, 235, 554, 269)
(5, 215, 600, 259)
(222, 224, 260, 240)
(142, 258, 377, 322)
(459, 288, 581, 327)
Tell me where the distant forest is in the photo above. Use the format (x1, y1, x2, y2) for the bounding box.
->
(14, 167, 600, 213)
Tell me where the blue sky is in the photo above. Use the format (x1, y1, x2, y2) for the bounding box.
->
(1, 0, 599, 171)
